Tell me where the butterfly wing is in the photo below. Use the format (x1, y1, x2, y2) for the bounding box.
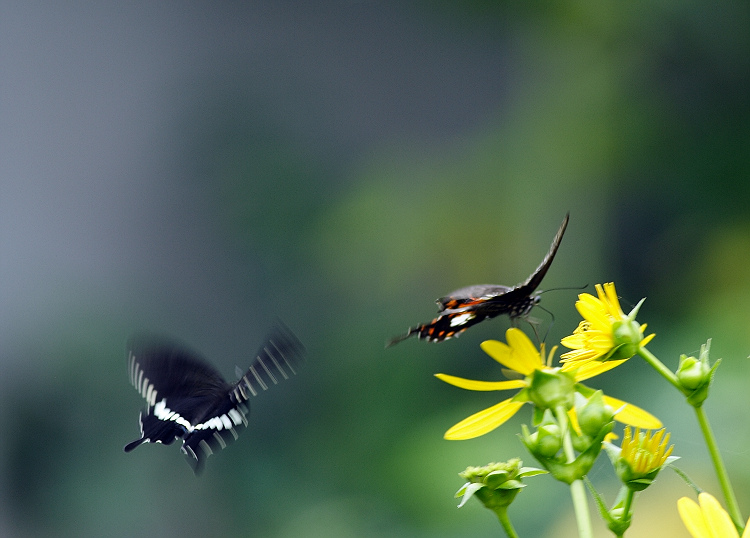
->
(179, 396, 251, 475)
(437, 285, 512, 312)
(182, 322, 306, 474)
(516, 212, 569, 293)
(230, 321, 306, 403)
(126, 338, 230, 406)
(467, 212, 569, 318)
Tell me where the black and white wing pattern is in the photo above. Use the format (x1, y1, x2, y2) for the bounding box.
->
(387, 213, 569, 345)
(124, 322, 305, 474)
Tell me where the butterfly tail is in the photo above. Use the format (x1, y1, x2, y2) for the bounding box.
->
(124, 438, 146, 453)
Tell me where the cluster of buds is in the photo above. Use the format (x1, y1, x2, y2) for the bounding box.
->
(521, 390, 615, 484)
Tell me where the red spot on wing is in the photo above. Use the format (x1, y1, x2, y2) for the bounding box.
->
(444, 297, 486, 309)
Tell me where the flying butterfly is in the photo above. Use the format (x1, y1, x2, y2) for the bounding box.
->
(387, 213, 569, 346)
(124, 321, 305, 474)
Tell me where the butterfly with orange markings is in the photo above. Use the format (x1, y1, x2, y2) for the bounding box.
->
(387, 213, 569, 346)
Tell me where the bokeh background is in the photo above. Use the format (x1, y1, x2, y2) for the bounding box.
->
(2, 2, 749, 536)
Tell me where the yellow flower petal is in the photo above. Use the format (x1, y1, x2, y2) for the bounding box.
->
(571, 359, 628, 381)
(576, 300, 611, 329)
(505, 328, 538, 356)
(602, 395, 662, 429)
(560, 348, 599, 364)
(568, 408, 581, 435)
(700, 493, 739, 538)
(678, 497, 712, 538)
(603, 431, 619, 442)
(481, 335, 540, 375)
(560, 333, 586, 348)
(602, 282, 625, 317)
(479, 339, 512, 366)
(586, 333, 616, 350)
(505, 328, 544, 372)
(434, 373, 526, 392)
(444, 399, 525, 440)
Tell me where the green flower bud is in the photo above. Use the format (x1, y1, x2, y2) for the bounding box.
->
(677, 354, 708, 390)
(455, 460, 546, 510)
(571, 430, 594, 453)
(530, 423, 562, 458)
(676, 340, 721, 407)
(608, 319, 643, 360)
(606, 506, 631, 536)
(576, 391, 615, 438)
(527, 368, 576, 411)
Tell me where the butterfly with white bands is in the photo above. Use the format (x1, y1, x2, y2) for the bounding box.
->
(124, 321, 305, 474)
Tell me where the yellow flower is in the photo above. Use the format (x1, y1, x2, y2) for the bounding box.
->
(435, 328, 660, 440)
(678, 492, 750, 538)
(561, 282, 655, 369)
(607, 427, 675, 491)
(621, 427, 673, 475)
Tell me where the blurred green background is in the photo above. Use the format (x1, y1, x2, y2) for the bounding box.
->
(2, 1, 749, 536)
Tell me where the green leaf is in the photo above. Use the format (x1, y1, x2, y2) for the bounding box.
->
(519, 467, 548, 478)
(456, 482, 484, 508)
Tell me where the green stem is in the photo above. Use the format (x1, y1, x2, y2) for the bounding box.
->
(621, 488, 635, 520)
(669, 465, 702, 495)
(694, 406, 744, 532)
(614, 488, 637, 538)
(556, 406, 593, 538)
(569, 480, 593, 538)
(494, 507, 519, 538)
(636, 347, 685, 394)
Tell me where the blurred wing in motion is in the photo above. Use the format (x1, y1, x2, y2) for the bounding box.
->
(124, 321, 305, 474)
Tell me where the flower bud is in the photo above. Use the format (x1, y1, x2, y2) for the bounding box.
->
(529, 423, 562, 458)
(455, 460, 546, 510)
(676, 354, 708, 390)
(676, 340, 721, 407)
(576, 391, 615, 437)
(571, 430, 593, 453)
(527, 368, 576, 411)
(609, 319, 643, 360)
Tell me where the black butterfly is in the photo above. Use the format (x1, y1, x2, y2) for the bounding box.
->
(124, 322, 305, 474)
(387, 213, 569, 346)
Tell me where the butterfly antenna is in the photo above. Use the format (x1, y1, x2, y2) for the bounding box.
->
(529, 319, 542, 345)
(537, 283, 588, 296)
(533, 305, 556, 343)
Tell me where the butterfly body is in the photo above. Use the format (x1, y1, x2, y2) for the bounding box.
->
(388, 214, 569, 345)
(124, 322, 304, 474)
